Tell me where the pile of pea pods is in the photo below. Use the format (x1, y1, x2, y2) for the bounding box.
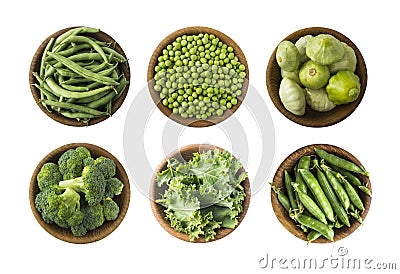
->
(272, 147, 371, 242)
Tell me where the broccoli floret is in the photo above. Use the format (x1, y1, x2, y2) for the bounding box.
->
(58, 147, 91, 180)
(81, 203, 105, 231)
(104, 178, 124, 198)
(37, 162, 62, 191)
(94, 156, 116, 179)
(102, 197, 120, 221)
(71, 223, 87, 237)
(83, 157, 95, 167)
(35, 187, 82, 228)
(58, 165, 106, 206)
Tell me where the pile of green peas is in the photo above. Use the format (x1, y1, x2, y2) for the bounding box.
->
(153, 33, 247, 120)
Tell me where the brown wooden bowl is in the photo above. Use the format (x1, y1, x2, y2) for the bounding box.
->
(29, 26, 130, 127)
(266, 27, 367, 127)
(29, 143, 130, 244)
(150, 144, 251, 242)
(147, 26, 249, 127)
(271, 144, 371, 243)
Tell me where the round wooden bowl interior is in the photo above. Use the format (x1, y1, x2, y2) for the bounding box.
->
(271, 144, 371, 243)
(150, 144, 251, 242)
(29, 143, 130, 244)
(266, 27, 367, 127)
(147, 26, 249, 127)
(29, 26, 130, 127)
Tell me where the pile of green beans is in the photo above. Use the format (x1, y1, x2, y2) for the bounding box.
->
(33, 27, 129, 124)
(271, 147, 371, 243)
(153, 33, 247, 120)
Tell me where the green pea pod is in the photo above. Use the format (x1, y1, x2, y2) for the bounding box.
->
(314, 160, 350, 227)
(284, 171, 298, 210)
(291, 213, 334, 241)
(314, 148, 369, 177)
(307, 230, 322, 244)
(299, 169, 335, 224)
(320, 162, 351, 211)
(292, 183, 327, 224)
(335, 172, 365, 211)
(270, 182, 291, 212)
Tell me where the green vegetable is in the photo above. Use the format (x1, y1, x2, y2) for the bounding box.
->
(314, 147, 369, 176)
(306, 34, 345, 65)
(329, 42, 357, 74)
(156, 149, 247, 242)
(305, 87, 336, 112)
(284, 171, 297, 210)
(292, 183, 327, 224)
(58, 164, 106, 206)
(314, 160, 350, 227)
(291, 213, 334, 241)
(295, 35, 313, 63)
(279, 77, 306, 116)
(326, 70, 361, 105)
(276, 41, 300, 72)
(102, 197, 120, 221)
(320, 162, 351, 211)
(335, 172, 365, 211)
(299, 60, 330, 90)
(34, 146, 123, 236)
(153, 33, 246, 121)
(299, 169, 335, 223)
(281, 68, 301, 85)
(270, 182, 291, 212)
(37, 162, 62, 191)
(33, 27, 129, 125)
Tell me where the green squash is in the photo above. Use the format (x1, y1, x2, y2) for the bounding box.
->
(306, 34, 345, 65)
(276, 41, 300, 72)
(299, 60, 330, 90)
(326, 70, 361, 105)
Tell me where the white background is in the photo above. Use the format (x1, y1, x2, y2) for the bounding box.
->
(1, 0, 399, 273)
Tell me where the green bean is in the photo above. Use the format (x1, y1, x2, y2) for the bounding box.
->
(59, 35, 108, 62)
(299, 169, 335, 223)
(284, 171, 297, 210)
(47, 52, 119, 85)
(59, 111, 103, 120)
(45, 76, 113, 98)
(291, 213, 334, 241)
(33, 84, 58, 101)
(73, 90, 108, 104)
(292, 183, 327, 224)
(314, 148, 369, 177)
(335, 172, 365, 211)
(314, 160, 350, 226)
(40, 99, 107, 116)
(40, 38, 55, 77)
(86, 89, 116, 109)
(60, 83, 89, 92)
(270, 182, 291, 212)
(55, 43, 92, 57)
(101, 46, 127, 62)
(320, 162, 350, 211)
(60, 77, 93, 85)
(47, 53, 106, 67)
(85, 61, 109, 73)
(53, 27, 99, 49)
(54, 67, 79, 78)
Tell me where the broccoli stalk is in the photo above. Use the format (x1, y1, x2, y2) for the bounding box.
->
(58, 165, 106, 206)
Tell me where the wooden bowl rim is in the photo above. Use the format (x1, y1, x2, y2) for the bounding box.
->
(266, 26, 368, 127)
(271, 143, 372, 243)
(150, 143, 251, 242)
(29, 142, 130, 244)
(147, 26, 249, 128)
(29, 26, 131, 127)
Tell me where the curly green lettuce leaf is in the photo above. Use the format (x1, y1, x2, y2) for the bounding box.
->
(155, 149, 247, 241)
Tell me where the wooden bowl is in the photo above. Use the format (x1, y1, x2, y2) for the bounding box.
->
(147, 26, 249, 127)
(29, 26, 130, 127)
(29, 143, 130, 244)
(271, 144, 372, 243)
(266, 27, 367, 127)
(150, 144, 251, 242)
